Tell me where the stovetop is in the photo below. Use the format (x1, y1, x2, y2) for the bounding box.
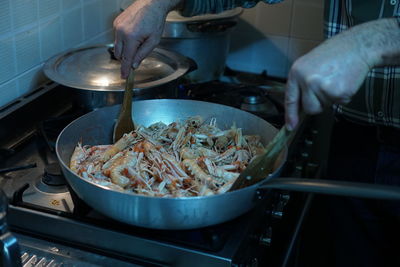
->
(180, 78, 286, 128)
(0, 75, 312, 266)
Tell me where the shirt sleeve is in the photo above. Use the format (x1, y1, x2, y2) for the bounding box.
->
(179, 0, 283, 17)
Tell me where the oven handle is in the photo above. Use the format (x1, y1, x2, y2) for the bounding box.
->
(258, 178, 400, 200)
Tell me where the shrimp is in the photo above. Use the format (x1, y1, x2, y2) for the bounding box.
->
(180, 147, 198, 160)
(183, 159, 216, 189)
(71, 116, 267, 197)
(99, 132, 138, 162)
(70, 143, 87, 173)
(198, 157, 239, 184)
(105, 150, 138, 188)
(109, 165, 131, 187)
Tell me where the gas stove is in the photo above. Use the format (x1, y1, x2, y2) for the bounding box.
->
(0, 73, 322, 266)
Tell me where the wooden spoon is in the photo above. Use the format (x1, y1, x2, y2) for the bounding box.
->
(229, 113, 306, 192)
(113, 68, 135, 143)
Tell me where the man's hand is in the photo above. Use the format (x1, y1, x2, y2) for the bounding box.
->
(113, 0, 182, 78)
(285, 33, 370, 129)
(285, 18, 400, 130)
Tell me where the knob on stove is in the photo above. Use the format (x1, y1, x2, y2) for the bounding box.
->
(42, 163, 66, 186)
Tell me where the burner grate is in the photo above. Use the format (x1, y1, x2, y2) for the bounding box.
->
(38, 112, 84, 152)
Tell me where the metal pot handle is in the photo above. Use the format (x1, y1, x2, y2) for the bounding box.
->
(182, 56, 198, 74)
(258, 178, 400, 200)
(107, 47, 118, 61)
(0, 190, 21, 267)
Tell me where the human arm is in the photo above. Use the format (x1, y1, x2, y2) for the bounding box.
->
(113, 0, 282, 78)
(113, 0, 182, 78)
(285, 17, 400, 130)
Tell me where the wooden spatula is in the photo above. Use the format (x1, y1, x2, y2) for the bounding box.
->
(229, 114, 305, 192)
(113, 68, 135, 143)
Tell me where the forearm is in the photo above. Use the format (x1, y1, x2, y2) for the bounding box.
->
(179, 0, 282, 17)
(338, 18, 400, 68)
(284, 17, 400, 129)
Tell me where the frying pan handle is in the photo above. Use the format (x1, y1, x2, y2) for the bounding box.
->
(258, 178, 400, 200)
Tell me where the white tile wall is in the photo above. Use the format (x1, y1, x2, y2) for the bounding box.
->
(38, 0, 61, 19)
(100, 0, 118, 33)
(12, 0, 39, 29)
(0, 36, 16, 84)
(288, 37, 321, 64)
(290, 0, 324, 40)
(62, 0, 81, 10)
(0, 0, 121, 108)
(228, 31, 290, 77)
(15, 28, 41, 73)
(254, 0, 294, 37)
(227, 0, 325, 78)
(0, 1, 12, 35)
(18, 65, 47, 95)
(0, 80, 19, 107)
(62, 8, 84, 49)
(83, 1, 103, 40)
(40, 17, 63, 60)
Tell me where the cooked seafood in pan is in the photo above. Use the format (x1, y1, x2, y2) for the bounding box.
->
(70, 116, 265, 197)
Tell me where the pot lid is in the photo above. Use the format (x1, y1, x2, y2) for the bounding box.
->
(166, 8, 243, 23)
(43, 44, 192, 92)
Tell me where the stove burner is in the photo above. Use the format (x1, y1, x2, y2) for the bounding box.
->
(42, 163, 65, 186)
(240, 91, 278, 115)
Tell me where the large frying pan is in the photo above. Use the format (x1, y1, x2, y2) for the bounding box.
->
(56, 99, 287, 230)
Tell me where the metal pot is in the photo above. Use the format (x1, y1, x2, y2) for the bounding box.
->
(43, 44, 196, 111)
(159, 8, 242, 83)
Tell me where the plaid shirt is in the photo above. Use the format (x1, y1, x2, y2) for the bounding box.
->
(180, 0, 282, 17)
(325, 0, 400, 128)
(181, 0, 400, 128)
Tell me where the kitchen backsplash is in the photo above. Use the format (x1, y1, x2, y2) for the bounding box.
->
(227, 0, 324, 78)
(0, 0, 121, 108)
(0, 0, 323, 109)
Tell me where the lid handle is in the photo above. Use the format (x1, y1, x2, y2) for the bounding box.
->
(107, 47, 118, 61)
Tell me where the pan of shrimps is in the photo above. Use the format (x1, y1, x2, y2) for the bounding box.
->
(56, 99, 286, 229)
